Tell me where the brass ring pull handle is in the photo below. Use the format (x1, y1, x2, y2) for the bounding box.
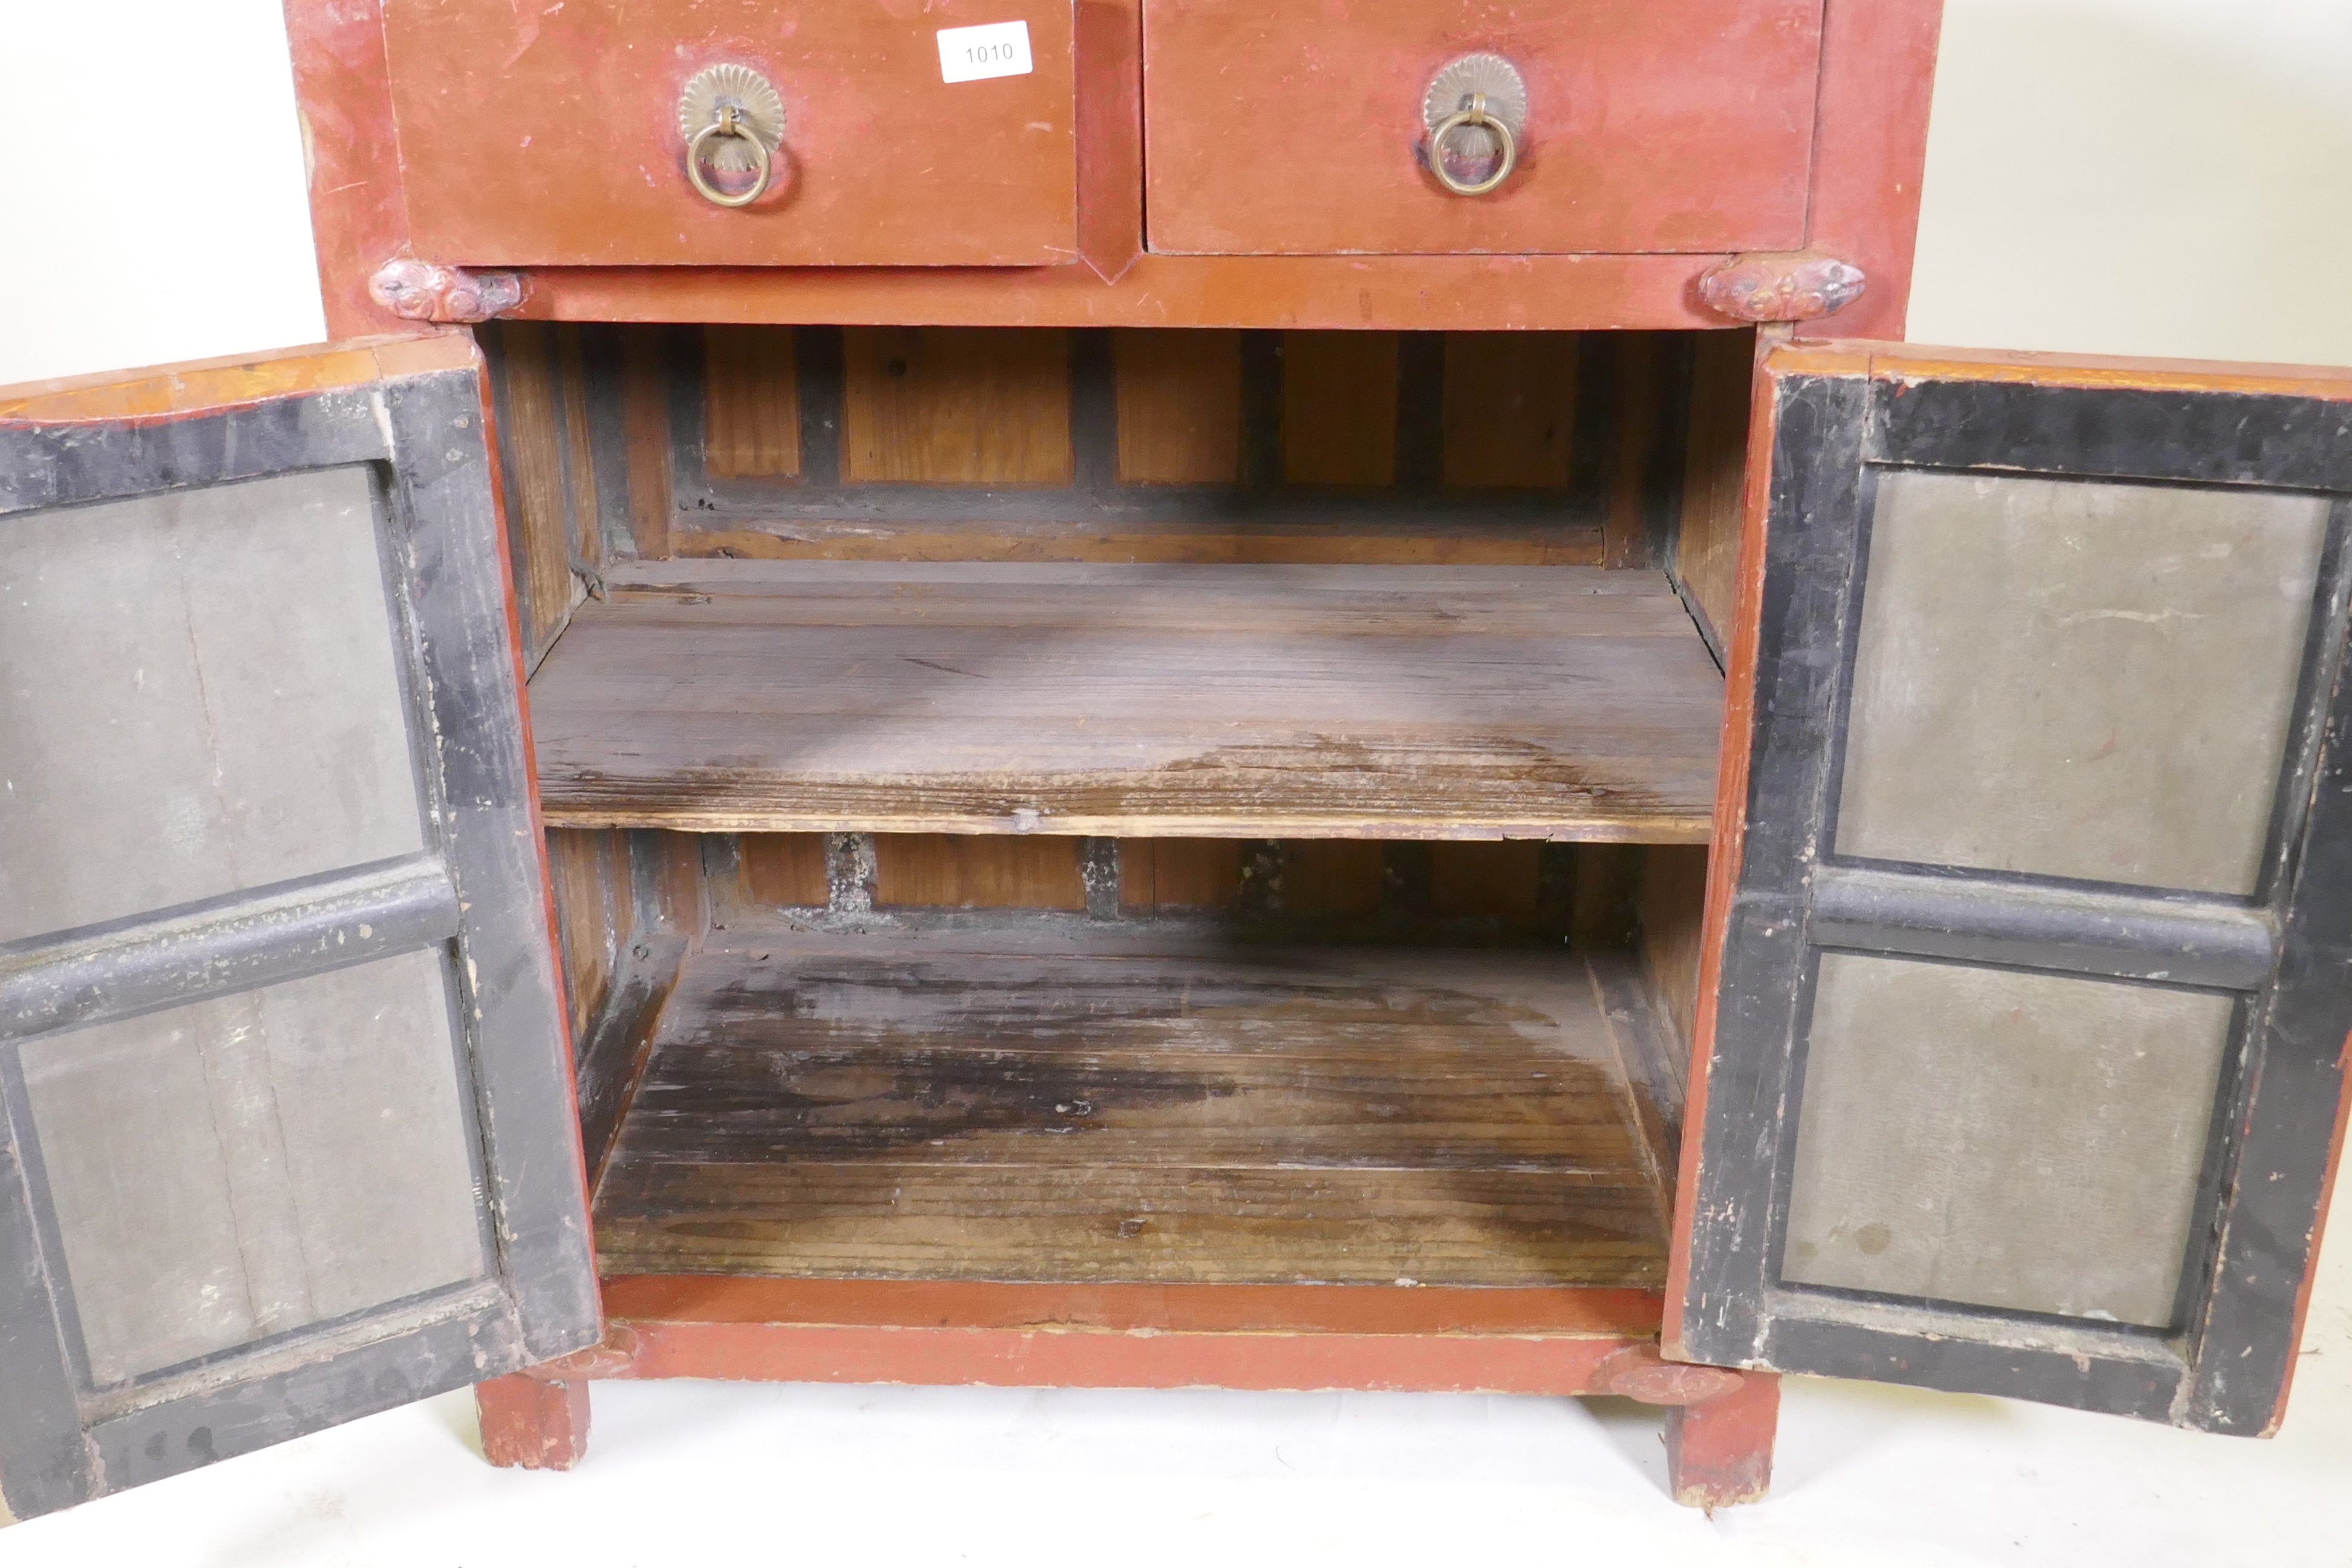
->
(677, 64, 785, 209)
(1422, 53, 1528, 198)
(1427, 94, 1517, 197)
(686, 106, 771, 207)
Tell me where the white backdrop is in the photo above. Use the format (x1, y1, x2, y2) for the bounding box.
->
(0, 3, 2346, 1564)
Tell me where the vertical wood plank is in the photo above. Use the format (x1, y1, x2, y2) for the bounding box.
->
(492, 321, 576, 657)
(1429, 841, 1543, 920)
(1282, 332, 1398, 486)
(1281, 841, 1385, 915)
(843, 328, 1073, 484)
(1570, 844, 1643, 952)
(1119, 838, 1244, 914)
(547, 828, 627, 1037)
(740, 834, 830, 907)
(1443, 333, 1578, 489)
(1393, 333, 1447, 489)
(1677, 329, 1756, 649)
(704, 325, 802, 480)
(1639, 844, 1710, 1054)
(554, 325, 603, 571)
(621, 327, 675, 558)
(1117, 838, 1157, 913)
(874, 835, 1086, 909)
(1604, 333, 1672, 569)
(1113, 330, 1241, 483)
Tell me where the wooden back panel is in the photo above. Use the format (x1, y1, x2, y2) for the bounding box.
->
(650, 324, 1680, 566)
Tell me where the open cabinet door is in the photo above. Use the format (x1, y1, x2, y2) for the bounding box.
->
(1667, 341, 2352, 1432)
(0, 339, 598, 1520)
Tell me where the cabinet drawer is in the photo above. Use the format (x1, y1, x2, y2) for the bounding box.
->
(1142, 1, 1823, 256)
(384, 1, 1076, 267)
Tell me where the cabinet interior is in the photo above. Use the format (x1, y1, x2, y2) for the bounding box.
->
(485, 322, 1753, 1292)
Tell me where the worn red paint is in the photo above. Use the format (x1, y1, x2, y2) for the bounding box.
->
(476, 1374, 591, 1470)
(1666, 1370, 1779, 1508)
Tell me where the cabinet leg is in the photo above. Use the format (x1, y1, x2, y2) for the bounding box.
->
(1664, 1371, 1778, 1508)
(476, 1375, 591, 1470)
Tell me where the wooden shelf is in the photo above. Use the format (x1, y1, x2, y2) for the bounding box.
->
(591, 935, 1678, 1289)
(527, 561, 1722, 840)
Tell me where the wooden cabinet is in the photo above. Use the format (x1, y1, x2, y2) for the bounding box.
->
(0, 0, 2344, 1526)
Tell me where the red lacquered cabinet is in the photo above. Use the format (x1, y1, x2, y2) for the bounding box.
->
(1, 0, 2347, 1523)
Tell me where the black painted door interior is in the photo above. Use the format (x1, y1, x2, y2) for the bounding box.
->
(0, 341, 598, 1521)
(1668, 342, 2352, 1432)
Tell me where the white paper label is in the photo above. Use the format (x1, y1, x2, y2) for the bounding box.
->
(938, 21, 1033, 83)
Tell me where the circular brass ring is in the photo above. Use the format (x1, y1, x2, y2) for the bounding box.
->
(685, 109, 771, 208)
(1428, 94, 1517, 197)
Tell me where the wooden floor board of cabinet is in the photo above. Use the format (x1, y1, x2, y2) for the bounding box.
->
(527, 561, 1723, 841)
(591, 938, 1677, 1288)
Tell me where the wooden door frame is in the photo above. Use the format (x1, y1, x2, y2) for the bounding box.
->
(0, 341, 599, 1517)
(1666, 341, 2352, 1433)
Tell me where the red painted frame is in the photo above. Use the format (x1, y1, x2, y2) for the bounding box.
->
(477, 1279, 1778, 1506)
(284, 0, 1944, 338)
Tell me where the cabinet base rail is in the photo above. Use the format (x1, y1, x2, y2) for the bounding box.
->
(474, 1277, 1774, 1507)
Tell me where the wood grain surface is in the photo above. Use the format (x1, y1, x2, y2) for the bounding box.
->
(1142, 0, 1822, 257)
(382, 0, 1077, 267)
(702, 327, 799, 480)
(527, 561, 1722, 838)
(592, 938, 1673, 1285)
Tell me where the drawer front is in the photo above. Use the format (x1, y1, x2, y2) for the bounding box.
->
(385, 1, 1076, 267)
(1142, 1, 1823, 256)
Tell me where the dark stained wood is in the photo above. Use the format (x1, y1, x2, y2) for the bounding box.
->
(527, 561, 1723, 841)
(1114, 330, 1241, 483)
(1283, 333, 1399, 486)
(1571, 844, 1643, 952)
(740, 834, 830, 908)
(1588, 950, 1685, 1220)
(874, 835, 1086, 910)
(555, 325, 603, 576)
(485, 321, 582, 662)
(703, 326, 800, 480)
(1676, 330, 1756, 651)
(1429, 842, 1541, 920)
(621, 328, 675, 558)
(546, 828, 627, 1038)
(1442, 333, 1577, 489)
(843, 328, 1073, 485)
(573, 933, 688, 1187)
(1603, 333, 1676, 570)
(592, 939, 1673, 1287)
(1639, 844, 1711, 1055)
(1279, 841, 1386, 916)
